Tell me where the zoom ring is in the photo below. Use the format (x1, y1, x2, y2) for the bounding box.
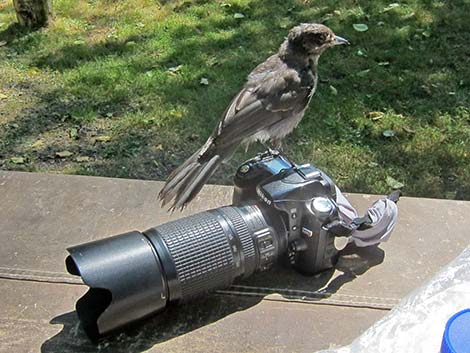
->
(155, 212, 237, 300)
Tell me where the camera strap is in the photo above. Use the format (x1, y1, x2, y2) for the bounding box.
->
(331, 187, 400, 247)
(325, 219, 357, 237)
(325, 214, 372, 237)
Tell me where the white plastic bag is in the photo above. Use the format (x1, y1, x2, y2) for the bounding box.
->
(317, 246, 470, 353)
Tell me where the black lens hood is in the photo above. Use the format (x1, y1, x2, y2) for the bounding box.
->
(66, 231, 168, 339)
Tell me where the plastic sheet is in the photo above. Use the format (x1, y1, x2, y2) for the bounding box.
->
(317, 246, 470, 353)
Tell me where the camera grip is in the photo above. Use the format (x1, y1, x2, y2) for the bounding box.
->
(293, 228, 338, 275)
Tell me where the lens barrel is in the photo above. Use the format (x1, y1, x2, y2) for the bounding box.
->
(66, 205, 281, 339)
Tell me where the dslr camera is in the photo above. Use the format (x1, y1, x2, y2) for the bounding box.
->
(67, 151, 360, 339)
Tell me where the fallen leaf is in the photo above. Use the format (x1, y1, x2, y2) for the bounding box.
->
(31, 140, 45, 149)
(200, 77, 209, 85)
(28, 67, 41, 75)
(207, 56, 219, 67)
(383, 3, 400, 12)
(386, 176, 404, 189)
(403, 126, 416, 134)
(234, 13, 245, 19)
(69, 127, 79, 140)
(0, 41, 7, 47)
(169, 109, 183, 118)
(56, 150, 73, 158)
(329, 85, 338, 95)
(378, 61, 390, 66)
(76, 156, 90, 162)
(398, 25, 411, 34)
(367, 111, 384, 120)
(382, 129, 396, 137)
(96, 135, 111, 142)
(10, 157, 25, 164)
(353, 23, 369, 32)
(167, 65, 183, 74)
(422, 30, 431, 38)
(356, 49, 366, 57)
(156, 144, 164, 151)
(356, 69, 370, 77)
(0, 93, 8, 99)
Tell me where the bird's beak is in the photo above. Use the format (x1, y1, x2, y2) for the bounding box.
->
(334, 35, 350, 45)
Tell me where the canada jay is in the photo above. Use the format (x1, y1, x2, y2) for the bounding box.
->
(159, 23, 349, 210)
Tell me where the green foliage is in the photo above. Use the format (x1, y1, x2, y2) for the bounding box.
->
(0, 0, 469, 199)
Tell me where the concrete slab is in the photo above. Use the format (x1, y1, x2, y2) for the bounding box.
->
(1, 280, 385, 353)
(0, 171, 469, 352)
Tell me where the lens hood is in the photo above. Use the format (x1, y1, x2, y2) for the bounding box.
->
(66, 231, 168, 339)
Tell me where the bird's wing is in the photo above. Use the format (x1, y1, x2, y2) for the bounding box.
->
(212, 64, 311, 148)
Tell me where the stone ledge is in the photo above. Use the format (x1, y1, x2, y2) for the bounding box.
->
(1, 171, 469, 352)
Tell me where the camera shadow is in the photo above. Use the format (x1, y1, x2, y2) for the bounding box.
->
(233, 243, 385, 301)
(40, 294, 263, 353)
(40, 243, 384, 353)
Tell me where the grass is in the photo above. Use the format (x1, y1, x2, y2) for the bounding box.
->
(0, 0, 469, 200)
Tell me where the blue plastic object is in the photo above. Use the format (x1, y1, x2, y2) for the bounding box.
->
(441, 309, 470, 353)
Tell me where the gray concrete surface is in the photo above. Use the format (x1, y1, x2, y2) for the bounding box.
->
(0, 171, 469, 353)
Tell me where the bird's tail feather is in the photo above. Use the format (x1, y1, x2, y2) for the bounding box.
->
(159, 146, 222, 210)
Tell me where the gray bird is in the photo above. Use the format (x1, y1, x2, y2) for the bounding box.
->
(159, 23, 349, 210)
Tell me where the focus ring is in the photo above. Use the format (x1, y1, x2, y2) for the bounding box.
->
(218, 207, 257, 276)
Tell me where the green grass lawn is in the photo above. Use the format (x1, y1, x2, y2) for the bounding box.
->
(0, 0, 469, 200)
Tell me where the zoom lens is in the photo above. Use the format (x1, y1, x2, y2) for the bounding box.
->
(66, 205, 283, 339)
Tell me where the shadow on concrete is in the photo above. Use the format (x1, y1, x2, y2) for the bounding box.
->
(322, 244, 385, 294)
(41, 295, 261, 353)
(40, 243, 384, 353)
(236, 243, 384, 300)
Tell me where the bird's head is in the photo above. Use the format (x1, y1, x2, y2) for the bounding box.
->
(286, 23, 349, 58)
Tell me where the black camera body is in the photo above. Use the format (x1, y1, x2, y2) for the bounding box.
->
(66, 151, 350, 339)
(233, 151, 341, 274)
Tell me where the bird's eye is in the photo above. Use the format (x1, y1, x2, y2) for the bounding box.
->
(318, 33, 327, 42)
(309, 32, 326, 44)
